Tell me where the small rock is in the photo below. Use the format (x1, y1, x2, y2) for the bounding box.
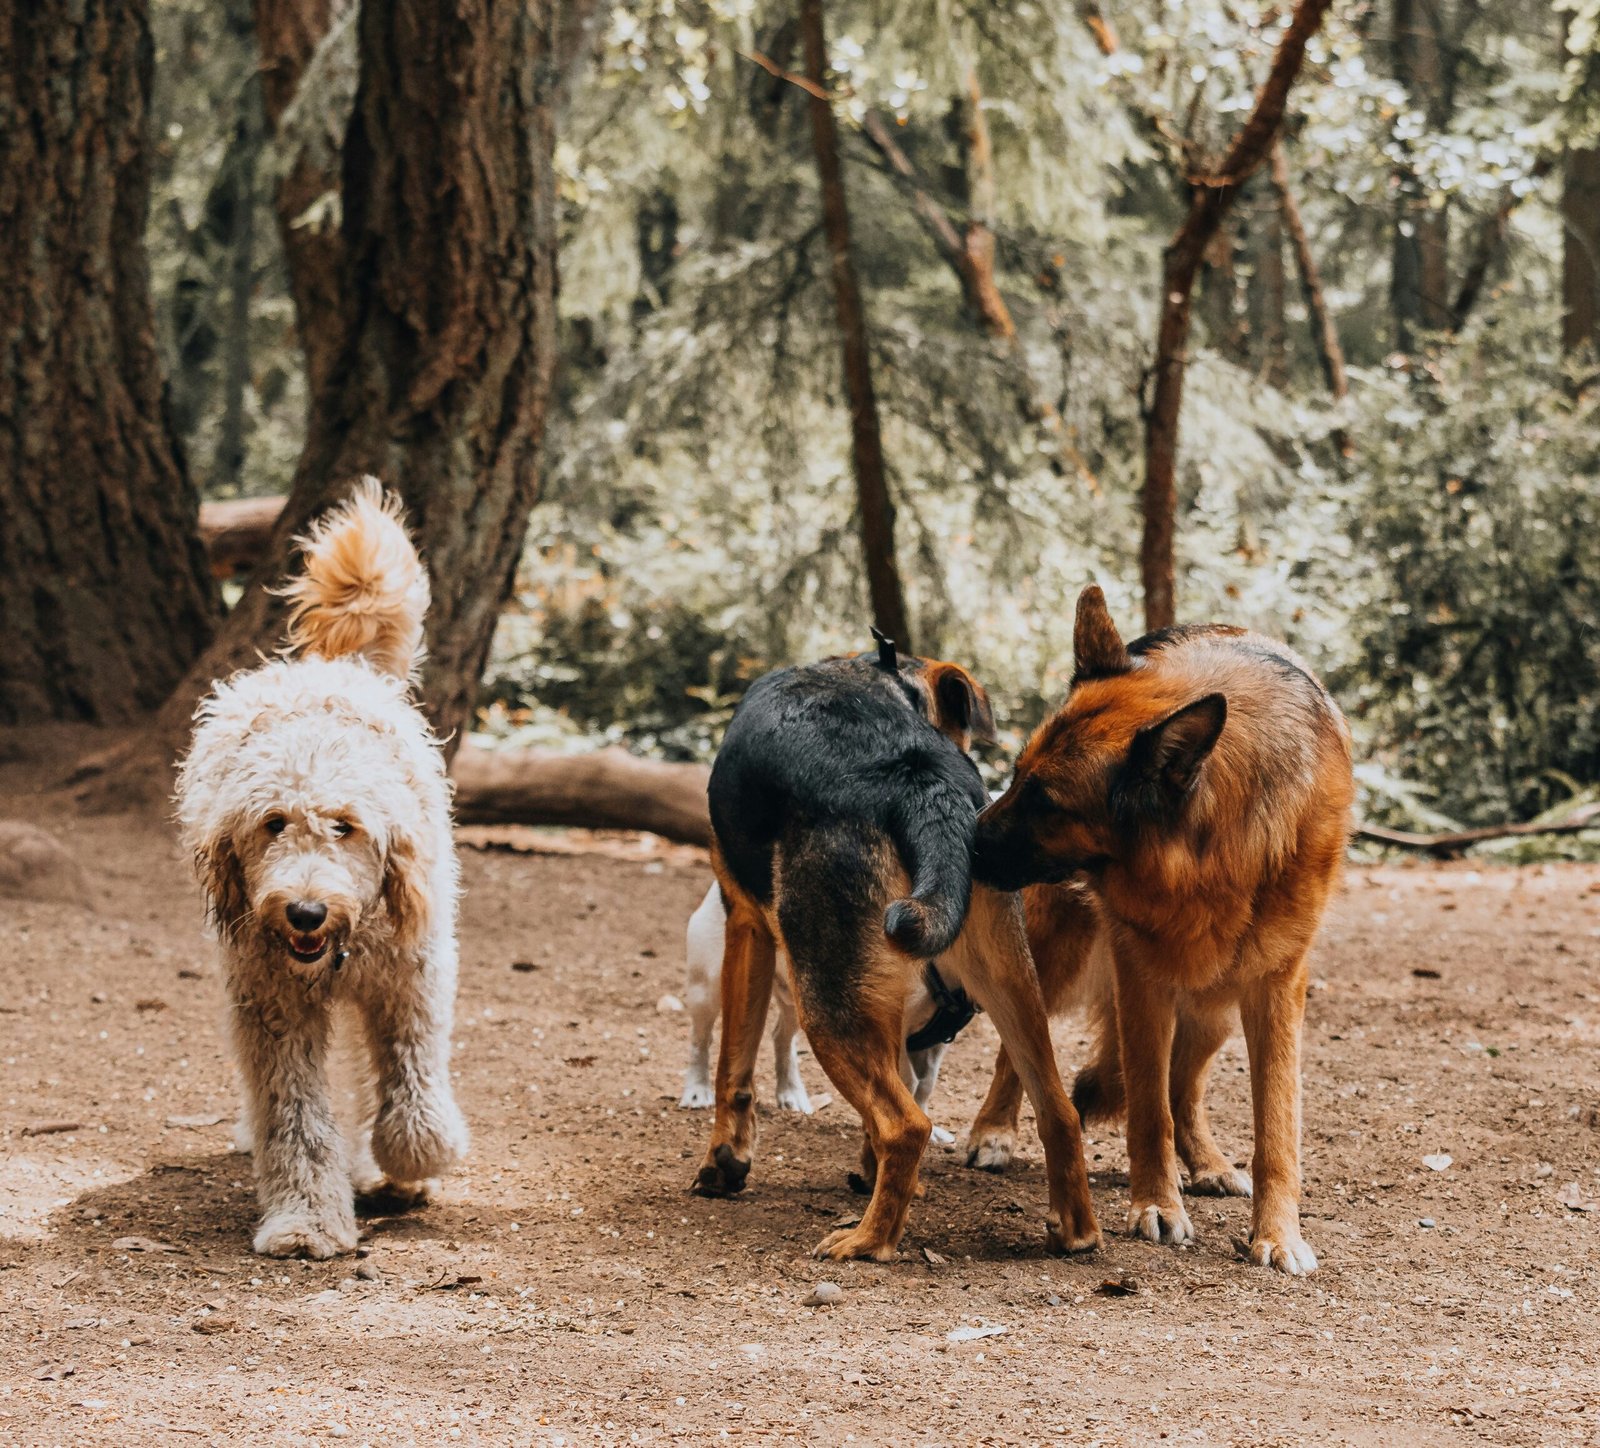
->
(804, 1282, 843, 1307)
(354, 1261, 381, 1282)
(947, 1322, 1008, 1343)
(192, 1317, 235, 1335)
(1422, 1153, 1453, 1172)
(0, 821, 92, 904)
(1419, 1217, 1436, 1229)
(656, 994, 684, 1014)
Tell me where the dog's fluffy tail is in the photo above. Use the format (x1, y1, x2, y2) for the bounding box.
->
(882, 777, 976, 958)
(280, 478, 428, 680)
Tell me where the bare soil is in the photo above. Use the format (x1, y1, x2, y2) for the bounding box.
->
(2, 753, 1599, 1444)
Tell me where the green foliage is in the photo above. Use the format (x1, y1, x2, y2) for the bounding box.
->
(1338, 305, 1600, 825)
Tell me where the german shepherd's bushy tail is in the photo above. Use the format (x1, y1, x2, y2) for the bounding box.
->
(279, 477, 429, 682)
(881, 773, 977, 957)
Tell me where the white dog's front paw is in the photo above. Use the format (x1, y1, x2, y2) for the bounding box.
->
(774, 1081, 813, 1114)
(964, 1128, 1016, 1172)
(1127, 1198, 1196, 1246)
(1187, 1166, 1253, 1198)
(929, 1125, 956, 1146)
(679, 1077, 715, 1109)
(372, 1094, 468, 1184)
(254, 1206, 359, 1260)
(1248, 1228, 1318, 1275)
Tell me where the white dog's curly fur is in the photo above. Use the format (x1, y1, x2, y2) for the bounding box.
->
(175, 479, 467, 1259)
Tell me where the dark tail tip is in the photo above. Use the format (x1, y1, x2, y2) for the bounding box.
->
(884, 896, 962, 958)
(1071, 1064, 1126, 1125)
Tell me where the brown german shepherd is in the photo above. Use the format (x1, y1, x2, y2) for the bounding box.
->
(971, 587, 1352, 1274)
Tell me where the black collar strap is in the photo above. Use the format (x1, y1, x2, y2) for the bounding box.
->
(905, 961, 980, 1052)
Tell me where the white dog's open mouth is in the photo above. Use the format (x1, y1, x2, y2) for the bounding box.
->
(284, 931, 330, 963)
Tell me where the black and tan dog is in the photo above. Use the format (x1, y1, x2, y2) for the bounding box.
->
(694, 642, 1100, 1262)
(972, 587, 1352, 1274)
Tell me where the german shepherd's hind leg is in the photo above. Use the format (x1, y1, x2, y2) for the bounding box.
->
(1172, 1003, 1251, 1198)
(1239, 956, 1316, 1274)
(947, 887, 1100, 1253)
(692, 894, 776, 1197)
(807, 1008, 930, 1261)
(1114, 949, 1194, 1246)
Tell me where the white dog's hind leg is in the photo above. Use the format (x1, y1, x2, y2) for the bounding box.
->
(361, 943, 468, 1189)
(771, 967, 812, 1113)
(680, 886, 722, 1108)
(231, 991, 359, 1260)
(909, 1042, 955, 1144)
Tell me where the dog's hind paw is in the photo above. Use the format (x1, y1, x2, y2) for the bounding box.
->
(254, 1207, 358, 1260)
(679, 1081, 715, 1109)
(1187, 1166, 1252, 1198)
(692, 1143, 751, 1197)
(774, 1083, 814, 1114)
(1247, 1229, 1317, 1275)
(963, 1128, 1016, 1172)
(1127, 1199, 1195, 1247)
(929, 1125, 956, 1147)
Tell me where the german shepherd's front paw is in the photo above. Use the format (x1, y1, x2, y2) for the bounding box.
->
(813, 1225, 898, 1261)
(963, 1127, 1016, 1172)
(1187, 1166, 1252, 1198)
(1127, 1198, 1195, 1246)
(1247, 1228, 1317, 1275)
(692, 1143, 751, 1197)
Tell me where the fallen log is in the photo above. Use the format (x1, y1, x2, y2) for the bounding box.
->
(199, 496, 286, 579)
(1355, 803, 1600, 859)
(452, 745, 712, 846)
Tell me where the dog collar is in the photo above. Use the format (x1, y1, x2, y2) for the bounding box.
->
(906, 961, 980, 1052)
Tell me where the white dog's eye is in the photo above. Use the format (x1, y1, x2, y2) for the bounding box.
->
(265, 816, 288, 837)
(332, 820, 355, 838)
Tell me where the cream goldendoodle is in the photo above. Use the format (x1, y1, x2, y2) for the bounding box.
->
(176, 480, 467, 1259)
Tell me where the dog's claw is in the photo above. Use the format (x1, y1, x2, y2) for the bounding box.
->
(1248, 1230, 1318, 1275)
(813, 1226, 897, 1261)
(963, 1129, 1016, 1173)
(1127, 1199, 1195, 1246)
(1187, 1167, 1253, 1198)
(692, 1143, 751, 1197)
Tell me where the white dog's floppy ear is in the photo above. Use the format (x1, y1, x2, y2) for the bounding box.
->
(194, 830, 249, 935)
(382, 830, 432, 949)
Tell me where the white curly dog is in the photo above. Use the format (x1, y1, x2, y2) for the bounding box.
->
(176, 480, 467, 1259)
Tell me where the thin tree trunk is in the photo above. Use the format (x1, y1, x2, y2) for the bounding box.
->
(1452, 156, 1553, 327)
(799, 0, 911, 649)
(956, 67, 1016, 342)
(1269, 140, 1351, 452)
(1252, 189, 1289, 388)
(1140, 0, 1334, 632)
(253, 0, 349, 404)
(0, 0, 217, 724)
(1391, 0, 1453, 350)
(84, 0, 563, 801)
(1562, 145, 1600, 355)
(213, 73, 263, 492)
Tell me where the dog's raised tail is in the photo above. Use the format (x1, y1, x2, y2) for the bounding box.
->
(882, 778, 976, 958)
(280, 478, 428, 681)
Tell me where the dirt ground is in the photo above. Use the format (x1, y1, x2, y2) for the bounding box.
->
(2, 750, 1599, 1445)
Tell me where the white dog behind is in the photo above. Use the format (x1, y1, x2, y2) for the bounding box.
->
(680, 883, 953, 1139)
(176, 480, 467, 1259)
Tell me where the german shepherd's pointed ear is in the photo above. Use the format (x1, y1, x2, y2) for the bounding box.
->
(1073, 585, 1132, 683)
(1129, 693, 1227, 798)
(926, 663, 997, 748)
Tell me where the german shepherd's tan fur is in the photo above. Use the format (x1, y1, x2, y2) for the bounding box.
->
(971, 587, 1353, 1273)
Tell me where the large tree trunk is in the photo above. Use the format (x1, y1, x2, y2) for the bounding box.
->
(85, 0, 561, 802)
(1140, 0, 1333, 631)
(0, 1, 217, 725)
(1563, 145, 1600, 356)
(800, 0, 912, 650)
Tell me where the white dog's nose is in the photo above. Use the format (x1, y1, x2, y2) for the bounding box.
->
(286, 899, 328, 932)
